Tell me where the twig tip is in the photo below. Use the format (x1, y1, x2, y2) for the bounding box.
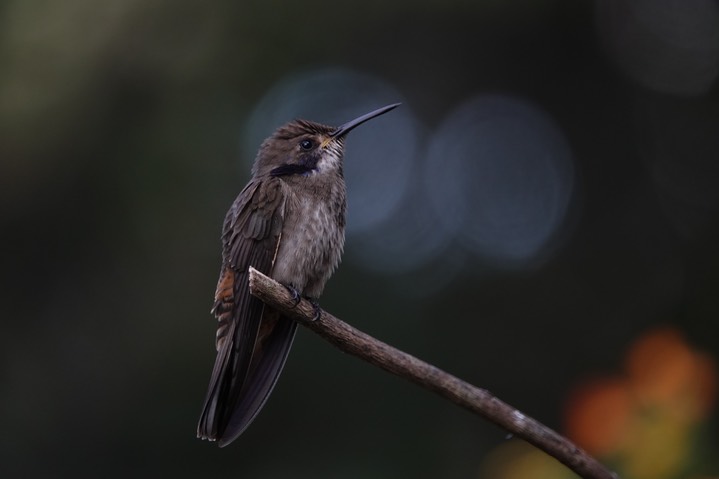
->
(248, 266, 259, 291)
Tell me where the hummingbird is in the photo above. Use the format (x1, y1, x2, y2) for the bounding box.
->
(197, 103, 400, 447)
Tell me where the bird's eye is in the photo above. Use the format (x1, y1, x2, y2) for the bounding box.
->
(299, 139, 314, 150)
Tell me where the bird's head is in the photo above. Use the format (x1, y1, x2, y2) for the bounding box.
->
(252, 103, 400, 179)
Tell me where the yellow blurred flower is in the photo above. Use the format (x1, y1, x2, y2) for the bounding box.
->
(479, 440, 576, 479)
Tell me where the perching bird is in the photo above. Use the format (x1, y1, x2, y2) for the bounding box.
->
(197, 103, 400, 446)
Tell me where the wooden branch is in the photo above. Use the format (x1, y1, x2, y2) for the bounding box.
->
(248, 267, 618, 479)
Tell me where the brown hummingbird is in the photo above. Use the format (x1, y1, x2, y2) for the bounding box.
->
(197, 103, 400, 446)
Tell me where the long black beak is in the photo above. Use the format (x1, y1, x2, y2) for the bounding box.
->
(331, 103, 401, 138)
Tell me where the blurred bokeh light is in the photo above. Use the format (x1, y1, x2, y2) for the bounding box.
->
(242, 67, 419, 239)
(596, 0, 719, 96)
(425, 94, 575, 269)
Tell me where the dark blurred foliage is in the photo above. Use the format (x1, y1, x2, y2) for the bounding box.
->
(1, 0, 718, 477)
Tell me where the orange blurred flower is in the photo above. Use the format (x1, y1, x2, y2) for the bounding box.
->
(563, 327, 716, 479)
(564, 377, 632, 457)
(479, 327, 716, 479)
(625, 327, 716, 421)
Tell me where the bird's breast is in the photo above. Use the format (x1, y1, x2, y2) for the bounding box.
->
(271, 187, 346, 298)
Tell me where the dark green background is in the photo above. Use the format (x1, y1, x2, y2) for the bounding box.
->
(2, 0, 718, 477)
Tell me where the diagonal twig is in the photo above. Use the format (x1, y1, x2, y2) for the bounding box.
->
(248, 267, 618, 479)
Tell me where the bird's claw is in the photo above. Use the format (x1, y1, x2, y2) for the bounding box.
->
(307, 298, 322, 322)
(283, 285, 321, 321)
(284, 285, 302, 307)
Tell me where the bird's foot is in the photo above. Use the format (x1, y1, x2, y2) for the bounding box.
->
(284, 284, 302, 307)
(306, 297, 322, 322)
(282, 285, 321, 321)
